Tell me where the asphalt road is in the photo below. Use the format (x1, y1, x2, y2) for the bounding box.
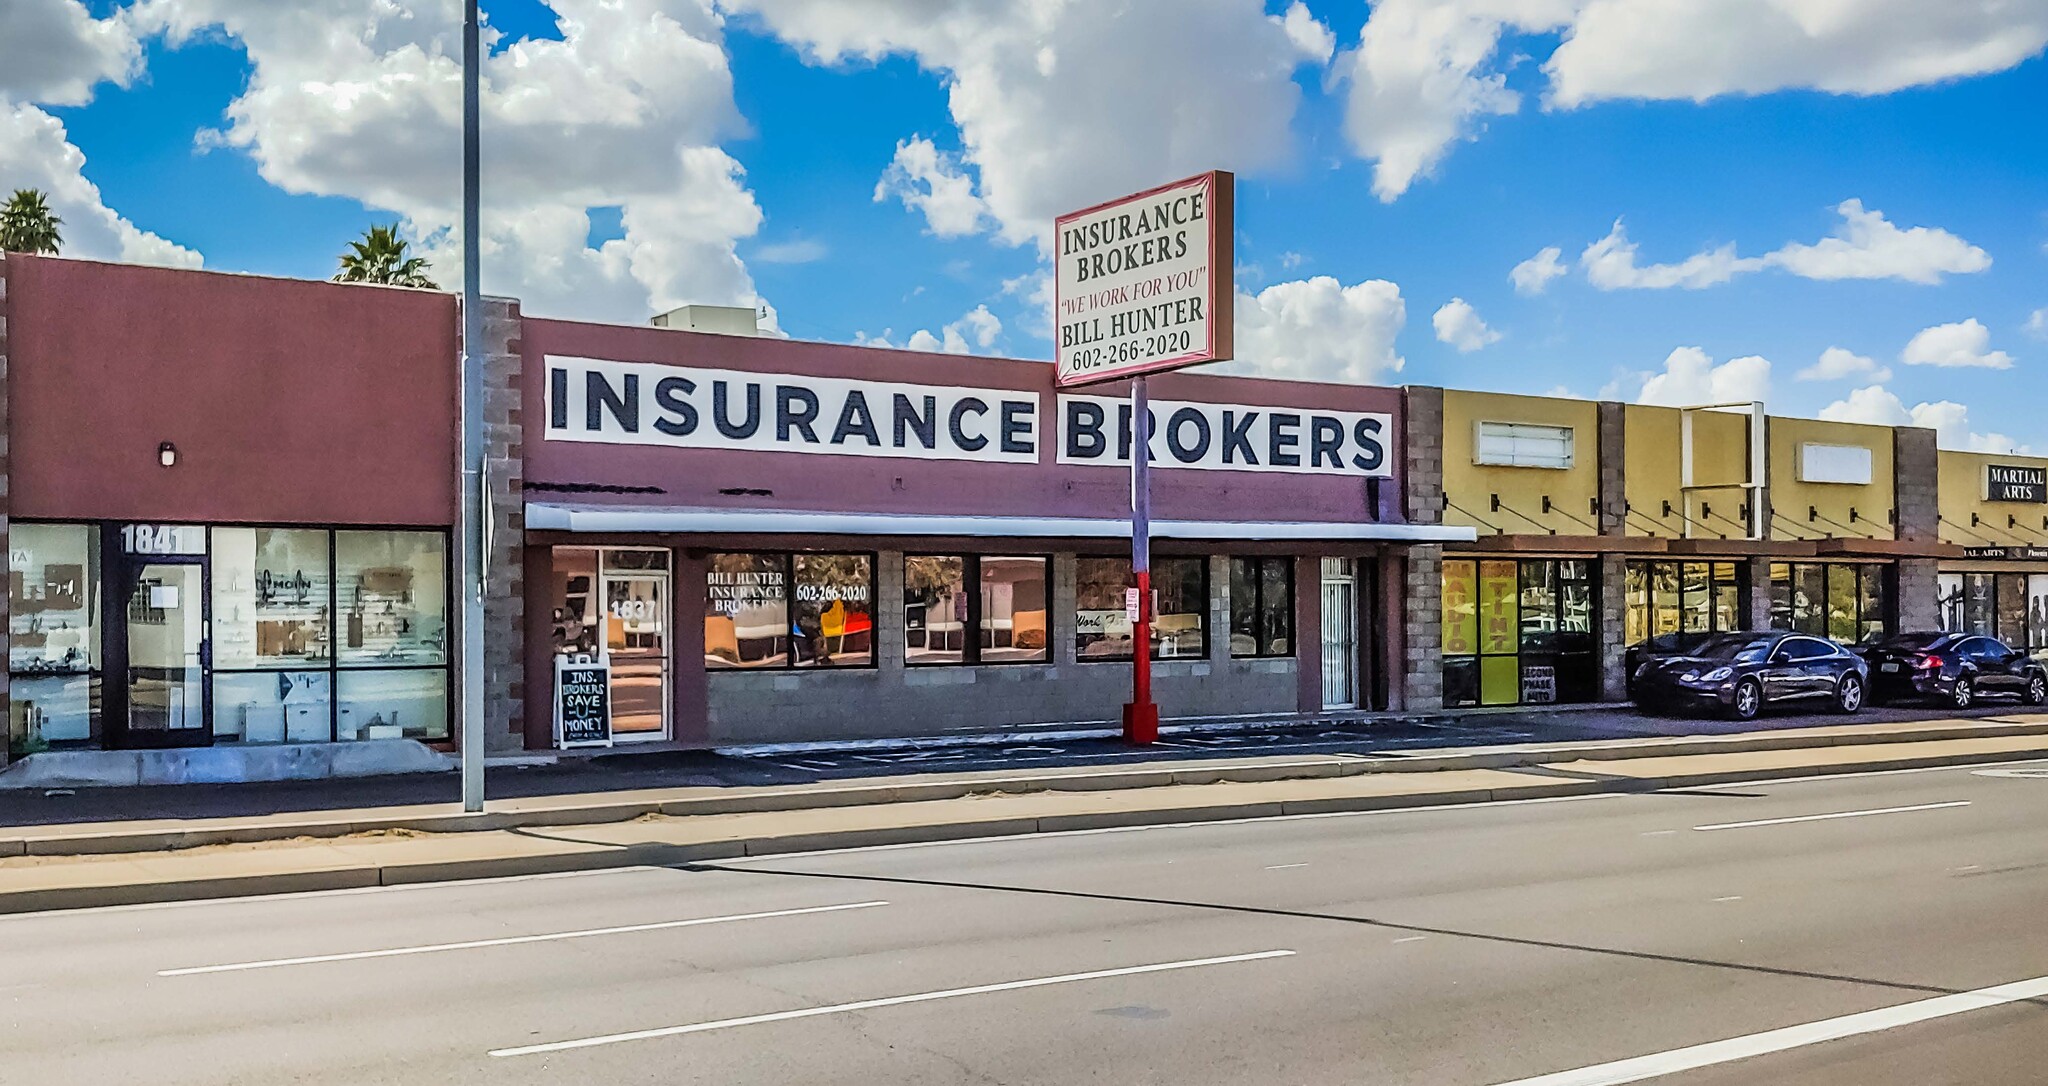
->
(8, 759, 2048, 1083)
(4, 700, 2035, 826)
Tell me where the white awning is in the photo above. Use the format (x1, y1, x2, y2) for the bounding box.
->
(525, 502, 1476, 543)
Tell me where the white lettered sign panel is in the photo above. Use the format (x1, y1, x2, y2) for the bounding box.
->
(1057, 395, 1391, 477)
(1055, 171, 1234, 388)
(546, 356, 1041, 464)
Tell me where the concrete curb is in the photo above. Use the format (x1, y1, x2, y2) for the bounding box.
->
(7, 719, 2048, 859)
(2, 742, 2043, 915)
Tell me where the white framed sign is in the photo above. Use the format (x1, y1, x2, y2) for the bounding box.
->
(1055, 171, 1234, 387)
(1798, 443, 1873, 485)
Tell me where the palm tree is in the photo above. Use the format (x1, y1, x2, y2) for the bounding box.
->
(0, 189, 63, 255)
(334, 223, 438, 288)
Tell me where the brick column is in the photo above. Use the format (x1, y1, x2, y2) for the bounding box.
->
(1400, 388, 1445, 712)
(876, 550, 907, 672)
(1596, 401, 1628, 699)
(1207, 554, 1231, 667)
(478, 296, 526, 753)
(1893, 426, 1941, 632)
(0, 254, 11, 766)
(1051, 552, 1078, 668)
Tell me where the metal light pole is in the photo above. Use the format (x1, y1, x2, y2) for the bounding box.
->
(457, 0, 486, 813)
(1123, 378, 1159, 744)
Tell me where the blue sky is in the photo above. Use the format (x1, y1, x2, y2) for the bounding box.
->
(6, 0, 2047, 451)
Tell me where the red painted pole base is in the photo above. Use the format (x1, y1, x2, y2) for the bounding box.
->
(1122, 700, 1159, 745)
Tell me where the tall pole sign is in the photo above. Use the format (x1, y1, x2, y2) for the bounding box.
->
(457, 0, 485, 813)
(1054, 171, 1234, 745)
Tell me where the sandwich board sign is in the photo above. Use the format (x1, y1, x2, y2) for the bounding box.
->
(554, 654, 613, 749)
(1054, 170, 1233, 388)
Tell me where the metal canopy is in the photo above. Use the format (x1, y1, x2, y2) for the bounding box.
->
(525, 502, 1477, 544)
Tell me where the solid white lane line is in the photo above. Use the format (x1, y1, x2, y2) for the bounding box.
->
(489, 949, 1296, 1058)
(1712, 896, 1743, 903)
(1483, 972, 2048, 1086)
(1391, 936, 1428, 944)
(1265, 863, 1309, 870)
(1691, 801, 1970, 832)
(158, 901, 889, 976)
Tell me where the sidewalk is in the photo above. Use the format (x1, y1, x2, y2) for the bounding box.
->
(1, 714, 2045, 913)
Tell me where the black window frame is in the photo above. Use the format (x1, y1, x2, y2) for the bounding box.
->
(902, 553, 1051, 667)
(1625, 559, 1748, 646)
(704, 550, 879, 672)
(1769, 561, 1892, 645)
(1075, 554, 1211, 663)
(1228, 555, 1295, 659)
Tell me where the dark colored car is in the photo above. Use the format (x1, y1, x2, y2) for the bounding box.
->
(1858, 632, 2048, 709)
(1623, 631, 1725, 698)
(1631, 631, 1869, 720)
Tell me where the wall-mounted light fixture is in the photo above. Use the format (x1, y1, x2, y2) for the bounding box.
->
(158, 441, 177, 468)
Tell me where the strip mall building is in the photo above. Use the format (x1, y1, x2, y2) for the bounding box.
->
(2, 253, 2044, 765)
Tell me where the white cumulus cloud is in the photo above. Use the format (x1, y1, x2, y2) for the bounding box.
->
(874, 136, 988, 238)
(1338, 0, 2048, 200)
(1900, 318, 2014, 369)
(2024, 307, 2048, 341)
(858, 303, 1002, 356)
(1509, 245, 1567, 295)
(730, 0, 1330, 249)
(131, 0, 765, 322)
(1221, 276, 1406, 385)
(0, 0, 140, 106)
(1579, 201, 1989, 291)
(1819, 385, 2029, 453)
(1432, 297, 1502, 352)
(0, 2, 196, 267)
(1796, 346, 1890, 383)
(1634, 346, 1772, 406)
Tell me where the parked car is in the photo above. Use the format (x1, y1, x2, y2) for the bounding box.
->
(1623, 631, 1725, 698)
(1631, 631, 1869, 720)
(1857, 632, 2048, 709)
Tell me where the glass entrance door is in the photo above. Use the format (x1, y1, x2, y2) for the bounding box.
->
(1320, 558, 1358, 709)
(603, 573, 670, 740)
(126, 562, 209, 745)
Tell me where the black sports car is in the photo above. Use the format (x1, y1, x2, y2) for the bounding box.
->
(1631, 630, 1869, 720)
(1858, 631, 2048, 709)
(1623, 631, 1725, 698)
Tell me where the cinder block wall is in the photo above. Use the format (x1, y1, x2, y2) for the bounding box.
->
(1893, 425, 1941, 631)
(1596, 401, 1628, 700)
(1400, 387, 1445, 713)
(704, 550, 1298, 744)
(478, 297, 527, 753)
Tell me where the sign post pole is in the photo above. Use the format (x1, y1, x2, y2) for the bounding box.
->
(1124, 377, 1158, 744)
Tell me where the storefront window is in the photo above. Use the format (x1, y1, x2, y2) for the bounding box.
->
(981, 556, 1048, 663)
(1229, 556, 1293, 658)
(549, 548, 600, 656)
(705, 553, 872, 669)
(792, 554, 874, 667)
(1713, 562, 1741, 633)
(1076, 556, 1207, 660)
(9, 524, 100, 752)
(705, 553, 790, 669)
(212, 528, 331, 668)
(905, 556, 967, 665)
(215, 670, 331, 743)
(1997, 573, 2028, 648)
(338, 669, 448, 741)
(1937, 573, 1966, 632)
(1624, 563, 1649, 646)
(335, 531, 447, 666)
(1770, 562, 1889, 644)
(1446, 558, 1597, 707)
(2031, 576, 2048, 656)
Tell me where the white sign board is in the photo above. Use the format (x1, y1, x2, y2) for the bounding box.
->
(1055, 171, 1233, 388)
(1056, 395, 1391, 477)
(1798, 443, 1873, 485)
(546, 357, 1040, 464)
